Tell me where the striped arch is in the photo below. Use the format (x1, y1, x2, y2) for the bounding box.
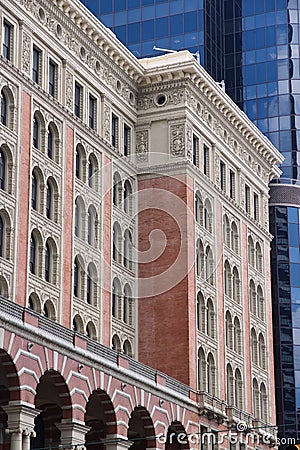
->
(128, 406, 156, 450)
(166, 421, 189, 450)
(0, 349, 20, 402)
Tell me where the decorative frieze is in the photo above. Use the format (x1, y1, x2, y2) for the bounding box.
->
(65, 71, 73, 110)
(22, 32, 31, 76)
(103, 104, 111, 142)
(135, 129, 149, 162)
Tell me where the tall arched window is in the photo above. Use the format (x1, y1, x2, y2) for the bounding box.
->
(88, 154, 98, 190)
(86, 321, 97, 340)
(0, 211, 9, 260)
(75, 144, 86, 181)
(258, 333, 266, 369)
(124, 180, 132, 215)
(88, 206, 97, 246)
(45, 241, 51, 282)
(30, 235, 37, 274)
(197, 348, 206, 391)
(47, 125, 53, 159)
(253, 379, 260, 418)
(0, 148, 6, 190)
(31, 172, 37, 210)
(235, 369, 243, 409)
(73, 314, 84, 334)
(75, 197, 85, 239)
(197, 292, 205, 332)
(255, 242, 263, 272)
(196, 239, 204, 277)
(112, 334, 121, 351)
(224, 260, 231, 296)
(207, 353, 216, 395)
(113, 172, 122, 206)
(231, 221, 239, 253)
(226, 364, 234, 405)
(248, 236, 254, 266)
(223, 214, 230, 246)
(33, 114, 40, 149)
(123, 284, 133, 324)
(207, 298, 215, 338)
(112, 278, 121, 319)
(260, 383, 268, 422)
(249, 279, 256, 315)
(205, 246, 214, 285)
(232, 266, 240, 302)
(87, 263, 97, 306)
(251, 328, 258, 365)
(204, 199, 212, 232)
(74, 257, 83, 299)
(225, 310, 233, 349)
(124, 229, 133, 270)
(1, 90, 7, 126)
(195, 191, 203, 225)
(123, 340, 132, 357)
(113, 222, 122, 263)
(233, 317, 241, 354)
(46, 180, 52, 219)
(257, 285, 264, 320)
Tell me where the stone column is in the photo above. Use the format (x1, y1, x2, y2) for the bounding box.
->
(56, 420, 90, 450)
(104, 436, 134, 450)
(3, 403, 39, 450)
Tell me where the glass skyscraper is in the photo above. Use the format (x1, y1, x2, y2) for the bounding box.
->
(79, 0, 300, 440)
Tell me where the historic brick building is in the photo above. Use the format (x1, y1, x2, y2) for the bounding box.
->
(0, 0, 283, 449)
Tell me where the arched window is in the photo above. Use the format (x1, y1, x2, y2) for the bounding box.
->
(195, 191, 203, 225)
(0, 147, 6, 190)
(249, 280, 256, 315)
(43, 300, 56, 320)
(248, 236, 254, 266)
(232, 266, 240, 302)
(46, 180, 52, 219)
(205, 246, 214, 285)
(45, 241, 51, 282)
(33, 113, 41, 149)
(124, 229, 133, 270)
(204, 199, 212, 233)
(123, 284, 133, 325)
(196, 239, 204, 277)
(31, 172, 38, 210)
(88, 153, 98, 190)
(224, 260, 231, 296)
(0, 211, 10, 260)
(86, 321, 97, 340)
(207, 353, 216, 395)
(112, 334, 121, 351)
(73, 314, 84, 334)
(113, 172, 122, 207)
(253, 379, 260, 418)
(207, 298, 215, 338)
(197, 292, 205, 332)
(47, 125, 54, 159)
(225, 310, 233, 349)
(113, 222, 122, 264)
(223, 214, 230, 246)
(1, 89, 7, 126)
(88, 206, 97, 246)
(197, 348, 206, 391)
(260, 382, 268, 422)
(75, 144, 86, 181)
(28, 293, 41, 313)
(0, 275, 9, 297)
(231, 221, 239, 253)
(124, 180, 132, 215)
(112, 278, 121, 319)
(30, 234, 37, 274)
(226, 364, 234, 405)
(123, 339, 132, 357)
(73, 256, 83, 299)
(257, 285, 264, 320)
(75, 197, 85, 239)
(255, 242, 263, 272)
(233, 316, 241, 354)
(251, 328, 258, 365)
(235, 369, 243, 409)
(258, 333, 266, 369)
(87, 263, 97, 306)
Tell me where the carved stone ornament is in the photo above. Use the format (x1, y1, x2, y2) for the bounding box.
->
(22, 33, 31, 76)
(186, 124, 193, 161)
(170, 124, 185, 157)
(215, 153, 220, 185)
(136, 130, 149, 162)
(65, 72, 73, 110)
(104, 104, 111, 141)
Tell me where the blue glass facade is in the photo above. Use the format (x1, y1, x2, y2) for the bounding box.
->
(80, 0, 224, 81)
(80, 0, 300, 440)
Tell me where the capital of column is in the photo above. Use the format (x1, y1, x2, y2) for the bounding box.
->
(55, 420, 91, 448)
(103, 436, 134, 450)
(2, 403, 40, 437)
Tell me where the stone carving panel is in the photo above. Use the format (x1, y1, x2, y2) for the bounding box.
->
(22, 32, 31, 76)
(170, 123, 185, 157)
(136, 130, 148, 162)
(65, 71, 73, 110)
(104, 104, 111, 142)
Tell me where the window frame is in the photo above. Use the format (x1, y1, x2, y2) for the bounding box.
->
(48, 58, 58, 98)
(3, 19, 12, 61)
(88, 93, 97, 130)
(32, 45, 42, 85)
(74, 81, 83, 119)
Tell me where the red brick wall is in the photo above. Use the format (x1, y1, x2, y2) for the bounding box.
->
(138, 173, 196, 388)
(16, 91, 31, 307)
(62, 126, 74, 327)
